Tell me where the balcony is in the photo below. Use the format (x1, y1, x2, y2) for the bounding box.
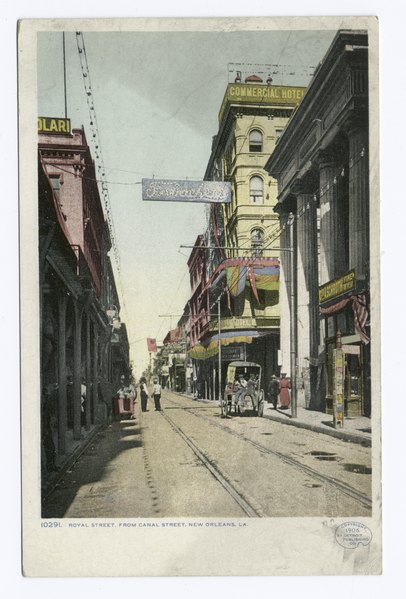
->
(70, 244, 101, 296)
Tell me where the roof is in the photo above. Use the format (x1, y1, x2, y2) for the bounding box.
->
(245, 74, 263, 82)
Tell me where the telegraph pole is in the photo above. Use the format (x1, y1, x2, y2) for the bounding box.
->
(217, 296, 224, 416)
(288, 212, 297, 418)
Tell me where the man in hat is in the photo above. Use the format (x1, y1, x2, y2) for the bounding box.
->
(268, 374, 279, 410)
(152, 377, 162, 411)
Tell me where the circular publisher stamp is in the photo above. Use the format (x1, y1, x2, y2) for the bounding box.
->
(335, 521, 372, 549)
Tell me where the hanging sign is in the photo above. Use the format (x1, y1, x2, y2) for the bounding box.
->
(221, 345, 245, 362)
(333, 348, 345, 429)
(142, 179, 231, 204)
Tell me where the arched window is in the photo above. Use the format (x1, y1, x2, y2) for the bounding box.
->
(250, 176, 264, 204)
(251, 228, 264, 257)
(249, 129, 263, 152)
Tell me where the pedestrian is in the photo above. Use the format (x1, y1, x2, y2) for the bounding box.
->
(225, 380, 234, 414)
(279, 373, 291, 409)
(128, 379, 137, 418)
(80, 378, 87, 426)
(268, 374, 279, 409)
(234, 374, 248, 413)
(98, 375, 113, 425)
(246, 373, 259, 411)
(152, 378, 162, 411)
(139, 377, 149, 412)
(114, 375, 127, 419)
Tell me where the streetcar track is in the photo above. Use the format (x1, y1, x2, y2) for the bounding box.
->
(164, 396, 372, 510)
(159, 410, 261, 517)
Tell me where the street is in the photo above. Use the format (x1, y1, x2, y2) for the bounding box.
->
(43, 390, 372, 519)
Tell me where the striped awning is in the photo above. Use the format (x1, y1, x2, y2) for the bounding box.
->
(189, 329, 273, 360)
(203, 257, 280, 302)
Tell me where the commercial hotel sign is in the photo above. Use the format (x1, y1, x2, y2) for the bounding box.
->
(227, 84, 305, 102)
(318, 270, 356, 304)
(219, 84, 306, 120)
(142, 179, 231, 204)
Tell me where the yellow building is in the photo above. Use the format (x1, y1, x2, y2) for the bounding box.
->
(191, 75, 306, 396)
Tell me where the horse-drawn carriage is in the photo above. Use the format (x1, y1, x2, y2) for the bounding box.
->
(221, 361, 265, 417)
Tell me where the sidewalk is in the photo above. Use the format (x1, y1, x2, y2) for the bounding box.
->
(183, 393, 371, 447)
(42, 424, 102, 500)
(262, 401, 371, 447)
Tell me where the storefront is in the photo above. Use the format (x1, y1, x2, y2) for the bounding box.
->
(319, 272, 370, 417)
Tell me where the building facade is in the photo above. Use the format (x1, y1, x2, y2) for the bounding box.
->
(265, 30, 370, 416)
(38, 121, 129, 485)
(189, 76, 306, 398)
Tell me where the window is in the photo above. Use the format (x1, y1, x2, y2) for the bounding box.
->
(251, 228, 264, 257)
(249, 129, 263, 152)
(275, 129, 283, 144)
(249, 176, 264, 204)
(49, 175, 61, 191)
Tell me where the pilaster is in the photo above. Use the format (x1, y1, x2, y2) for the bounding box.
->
(57, 291, 68, 454)
(73, 301, 83, 440)
(348, 127, 369, 279)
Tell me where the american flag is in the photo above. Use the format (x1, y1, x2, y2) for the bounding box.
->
(147, 338, 157, 353)
(352, 294, 370, 344)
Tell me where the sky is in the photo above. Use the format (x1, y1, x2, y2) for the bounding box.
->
(38, 25, 339, 376)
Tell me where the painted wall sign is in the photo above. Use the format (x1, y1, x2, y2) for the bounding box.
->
(142, 179, 231, 204)
(318, 270, 356, 304)
(38, 117, 71, 134)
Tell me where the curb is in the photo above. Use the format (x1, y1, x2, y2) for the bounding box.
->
(263, 412, 371, 447)
(177, 392, 371, 447)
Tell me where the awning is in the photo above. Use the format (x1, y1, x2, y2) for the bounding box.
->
(189, 329, 273, 360)
(202, 257, 280, 301)
(319, 293, 370, 344)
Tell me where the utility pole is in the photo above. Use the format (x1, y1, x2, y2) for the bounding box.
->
(217, 296, 224, 416)
(62, 32, 68, 119)
(288, 212, 297, 418)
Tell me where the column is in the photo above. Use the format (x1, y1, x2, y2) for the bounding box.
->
(348, 127, 369, 279)
(318, 157, 342, 284)
(296, 192, 319, 406)
(73, 302, 82, 440)
(85, 312, 92, 430)
(92, 323, 99, 423)
(57, 291, 68, 454)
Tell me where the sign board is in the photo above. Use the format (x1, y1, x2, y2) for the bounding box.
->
(221, 345, 245, 362)
(219, 84, 306, 120)
(318, 270, 356, 304)
(342, 344, 361, 355)
(333, 348, 344, 429)
(38, 117, 71, 134)
(142, 179, 231, 204)
(209, 316, 279, 331)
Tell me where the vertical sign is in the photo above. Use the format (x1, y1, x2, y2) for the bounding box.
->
(333, 348, 344, 429)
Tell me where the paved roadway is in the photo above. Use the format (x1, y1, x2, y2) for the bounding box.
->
(42, 389, 372, 518)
